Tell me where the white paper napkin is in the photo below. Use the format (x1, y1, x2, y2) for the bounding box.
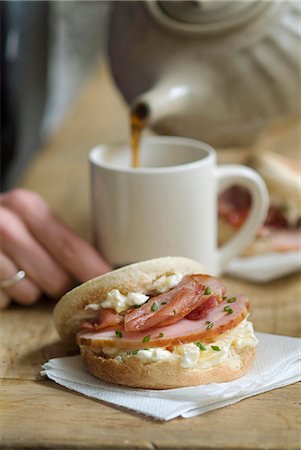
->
(226, 251, 301, 283)
(41, 332, 301, 421)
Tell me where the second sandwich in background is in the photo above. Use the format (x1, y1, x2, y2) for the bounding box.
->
(218, 151, 301, 256)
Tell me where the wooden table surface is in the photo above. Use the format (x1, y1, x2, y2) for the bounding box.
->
(1, 62, 300, 450)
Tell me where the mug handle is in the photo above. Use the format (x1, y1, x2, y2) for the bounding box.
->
(216, 165, 269, 275)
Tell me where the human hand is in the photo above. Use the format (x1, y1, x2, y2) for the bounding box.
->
(0, 189, 112, 308)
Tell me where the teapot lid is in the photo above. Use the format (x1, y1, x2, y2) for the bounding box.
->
(146, 0, 270, 35)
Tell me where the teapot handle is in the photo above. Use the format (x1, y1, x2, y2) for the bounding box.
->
(216, 165, 269, 275)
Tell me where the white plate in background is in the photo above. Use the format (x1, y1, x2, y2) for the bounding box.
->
(226, 251, 301, 283)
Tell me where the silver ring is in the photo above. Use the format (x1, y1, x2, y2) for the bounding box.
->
(0, 270, 26, 288)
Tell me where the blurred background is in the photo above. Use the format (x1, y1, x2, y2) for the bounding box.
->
(1, 1, 111, 190)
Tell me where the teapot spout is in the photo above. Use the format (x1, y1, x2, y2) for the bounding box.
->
(131, 101, 151, 124)
(130, 67, 267, 147)
(130, 78, 192, 135)
(130, 100, 151, 132)
(130, 68, 220, 141)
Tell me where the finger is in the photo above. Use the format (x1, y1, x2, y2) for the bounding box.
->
(0, 289, 11, 309)
(0, 205, 74, 298)
(0, 252, 41, 305)
(1, 189, 112, 281)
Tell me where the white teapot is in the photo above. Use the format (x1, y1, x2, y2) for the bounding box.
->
(108, 1, 301, 147)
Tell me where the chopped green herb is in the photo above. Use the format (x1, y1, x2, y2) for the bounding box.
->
(161, 301, 167, 305)
(224, 305, 233, 314)
(206, 321, 214, 330)
(142, 335, 150, 343)
(227, 297, 237, 303)
(158, 332, 164, 338)
(195, 341, 207, 351)
(133, 304, 141, 308)
(205, 320, 210, 324)
(211, 345, 221, 351)
(143, 348, 150, 351)
(131, 350, 138, 355)
(281, 203, 290, 214)
(115, 330, 122, 338)
(223, 295, 227, 300)
(151, 302, 158, 312)
(173, 309, 177, 315)
(204, 286, 211, 295)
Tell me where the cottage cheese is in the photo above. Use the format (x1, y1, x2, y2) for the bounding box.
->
(102, 319, 258, 369)
(84, 273, 184, 313)
(151, 273, 184, 293)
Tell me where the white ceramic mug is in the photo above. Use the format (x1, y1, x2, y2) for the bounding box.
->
(89, 136, 269, 275)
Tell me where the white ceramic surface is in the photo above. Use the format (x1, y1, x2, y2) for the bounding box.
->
(90, 136, 268, 275)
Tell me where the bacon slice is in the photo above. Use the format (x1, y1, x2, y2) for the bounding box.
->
(262, 228, 301, 252)
(95, 309, 123, 331)
(77, 295, 249, 350)
(218, 186, 251, 227)
(79, 321, 95, 331)
(124, 275, 225, 332)
(186, 296, 219, 320)
(79, 309, 123, 332)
